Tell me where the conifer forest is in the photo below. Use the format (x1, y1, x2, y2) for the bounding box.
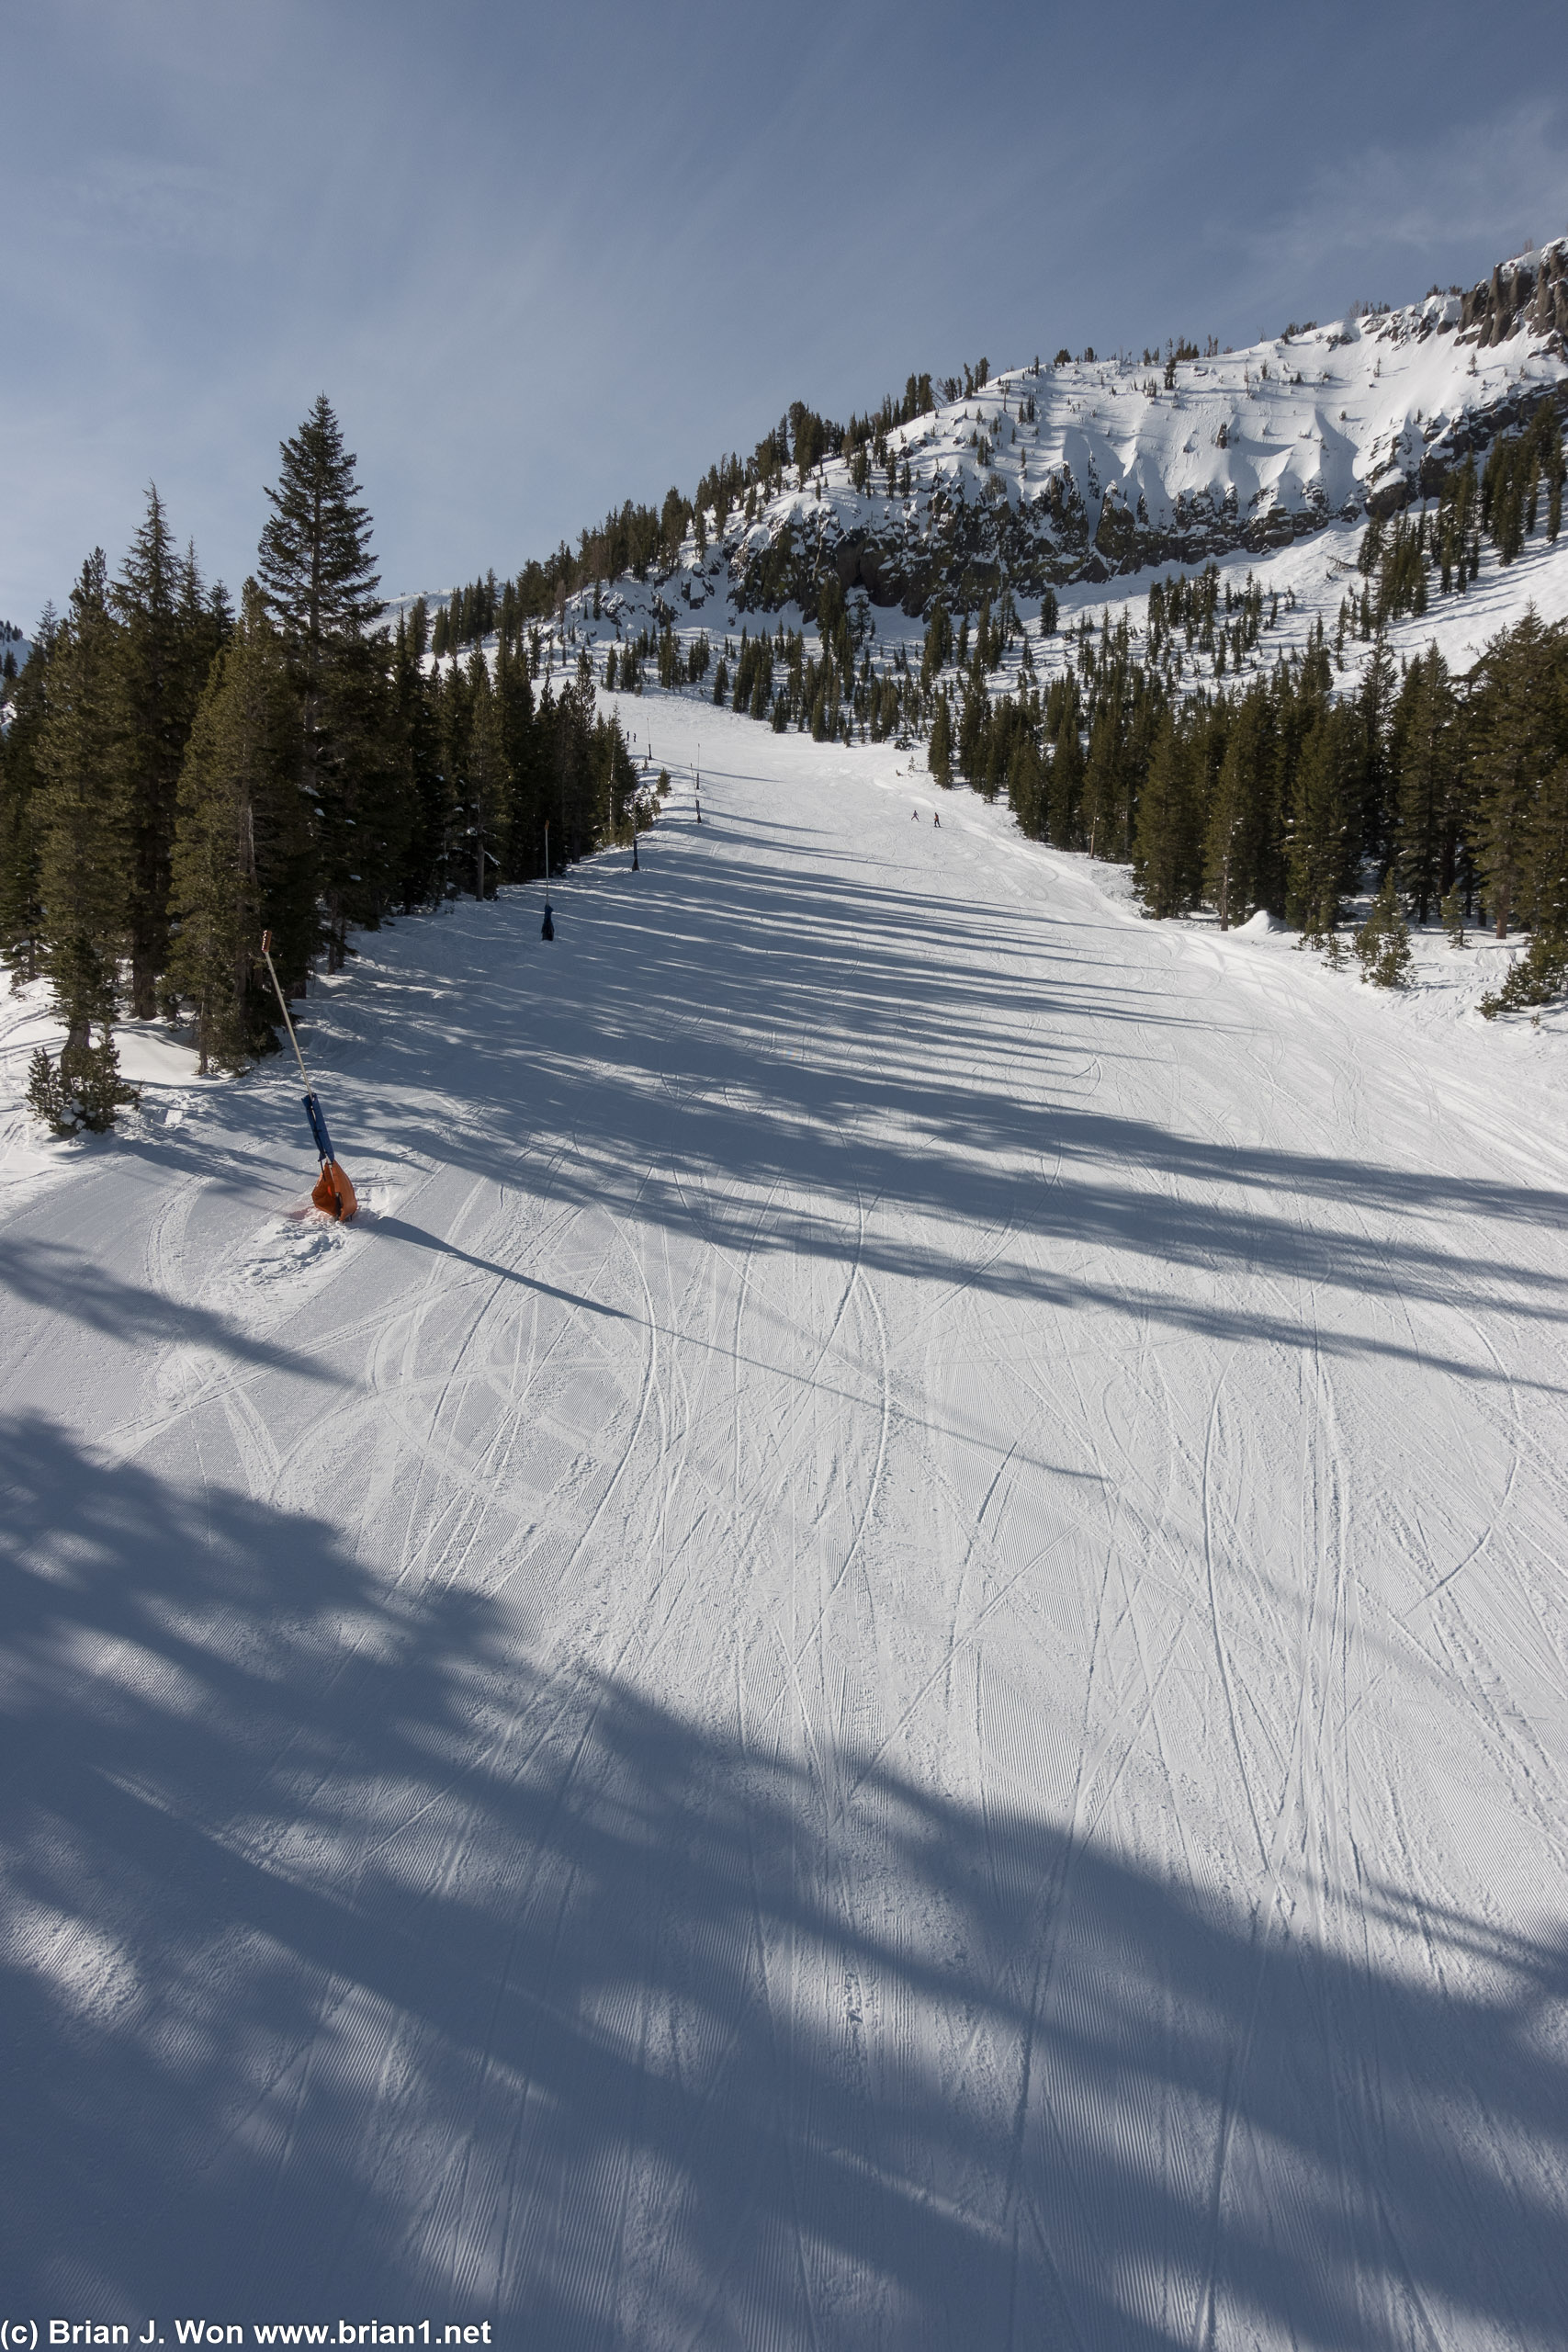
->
(1, 397, 643, 1117)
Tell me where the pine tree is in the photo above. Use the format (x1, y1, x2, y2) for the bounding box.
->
(1391, 648, 1457, 922)
(1528, 752, 1568, 944)
(1354, 872, 1414, 987)
(1356, 633, 1397, 865)
(322, 627, 402, 933)
(33, 555, 138, 1125)
(258, 396, 382, 653)
(1046, 714, 1083, 846)
(1286, 704, 1359, 937)
(167, 583, 311, 1068)
(466, 650, 508, 899)
(1081, 703, 1128, 859)
(1204, 684, 1280, 925)
(495, 633, 544, 881)
(111, 488, 211, 1016)
(1133, 714, 1200, 915)
(390, 614, 449, 908)
(38, 556, 124, 1035)
(928, 692, 953, 786)
(1479, 929, 1568, 1016)
(1007, 731, 1046, 838)
(257, 396, 385, 969)
(0, 605, 55, 983)
(1471, 611, 1551, 936)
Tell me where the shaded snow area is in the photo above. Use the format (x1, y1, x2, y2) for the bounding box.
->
(5, 698, 1568, 2347)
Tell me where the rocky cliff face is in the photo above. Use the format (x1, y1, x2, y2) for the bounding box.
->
(1459, 239, 1568, 349)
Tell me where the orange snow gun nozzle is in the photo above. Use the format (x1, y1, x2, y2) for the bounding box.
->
(260, 931, 358, 1221)
(304, 1092, 358, 1220)
(311, 1162, 357, 1218)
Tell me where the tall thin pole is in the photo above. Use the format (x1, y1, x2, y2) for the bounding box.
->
(260, 932, 310, 1090)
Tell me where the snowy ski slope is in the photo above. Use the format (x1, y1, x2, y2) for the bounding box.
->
(3, 697, 1568, 2347)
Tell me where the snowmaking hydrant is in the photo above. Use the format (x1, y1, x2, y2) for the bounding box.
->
(260, 931, 358, 1220)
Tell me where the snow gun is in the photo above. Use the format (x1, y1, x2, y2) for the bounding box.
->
(259, 931, 358, 1220)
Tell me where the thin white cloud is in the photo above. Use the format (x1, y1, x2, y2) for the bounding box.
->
(39, 153, 251, 257)
(1229, 99, 1568, 290)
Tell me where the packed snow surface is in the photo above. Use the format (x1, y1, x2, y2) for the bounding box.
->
(4, 699, 1568, 2348)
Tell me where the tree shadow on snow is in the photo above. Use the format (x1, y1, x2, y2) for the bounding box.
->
(2, 1413, 1564, 2346)
(324, 856, 1568, 1390)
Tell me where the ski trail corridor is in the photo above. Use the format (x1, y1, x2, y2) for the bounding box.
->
(4, 699, 1567, 2351)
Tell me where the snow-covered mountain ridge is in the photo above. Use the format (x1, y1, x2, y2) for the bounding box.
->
(399, 236, 1568, 740)
(694, 242, 1567, 619)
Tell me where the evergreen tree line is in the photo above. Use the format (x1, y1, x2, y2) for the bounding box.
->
(695, 576, 945, 747)
(946, 606, 1568, 971)
(618, 581, 1060, 756)
(0, 397, 644, 1125)
(672, 538, 1566, 992)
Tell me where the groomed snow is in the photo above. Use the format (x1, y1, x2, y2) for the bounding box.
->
(3, 696, 1567, 2347)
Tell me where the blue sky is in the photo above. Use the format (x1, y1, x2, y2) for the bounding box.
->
(4, 0, 1565, 627)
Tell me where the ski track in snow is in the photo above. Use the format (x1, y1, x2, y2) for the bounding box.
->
(3, 706, 1568, 2347)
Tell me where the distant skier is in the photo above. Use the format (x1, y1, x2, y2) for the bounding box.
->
(933, 811, 941, 828)
(912, 808, 919, 820)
